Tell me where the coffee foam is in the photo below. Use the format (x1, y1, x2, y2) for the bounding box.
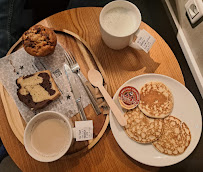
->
(31, 118, 70, 157)
(102, 7, 137, 37)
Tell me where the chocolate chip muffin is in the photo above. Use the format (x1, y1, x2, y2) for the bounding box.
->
(22, 25, 57, 57)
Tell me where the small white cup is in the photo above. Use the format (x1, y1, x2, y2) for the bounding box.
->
(24, 111, 73, 162)
(99, 0, 142, 50)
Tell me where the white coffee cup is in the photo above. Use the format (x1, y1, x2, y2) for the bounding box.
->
(24, 111, 73, 162)
(99, 0, 142, 50)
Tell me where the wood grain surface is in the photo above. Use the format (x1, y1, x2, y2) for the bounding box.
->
(0, 7, 184, 172)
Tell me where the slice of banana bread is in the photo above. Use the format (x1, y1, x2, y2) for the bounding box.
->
(16, 70, 61, 110)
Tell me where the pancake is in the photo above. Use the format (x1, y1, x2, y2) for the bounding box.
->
(138, 81, 173, 118)
(153, 116, 191, 156)
(124, 107, 164, 144)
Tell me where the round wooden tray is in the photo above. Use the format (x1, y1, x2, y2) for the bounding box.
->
(0, 29, 111, 157)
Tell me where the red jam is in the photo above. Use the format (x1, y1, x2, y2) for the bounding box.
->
(118, 86, 140, 109)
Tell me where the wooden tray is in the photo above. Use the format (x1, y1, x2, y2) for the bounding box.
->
(0, 29, 110, 156)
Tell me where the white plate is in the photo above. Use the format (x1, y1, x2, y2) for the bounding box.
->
(110, 74, 202, 167)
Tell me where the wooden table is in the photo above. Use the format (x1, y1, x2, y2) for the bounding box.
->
(0, 7, 185, 171)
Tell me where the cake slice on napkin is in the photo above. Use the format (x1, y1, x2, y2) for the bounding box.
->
(16, 70, 60, 110)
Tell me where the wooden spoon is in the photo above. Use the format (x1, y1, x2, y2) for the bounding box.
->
(88, 69, 127, 126)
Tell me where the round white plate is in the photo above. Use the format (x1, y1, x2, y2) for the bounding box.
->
(110, 74, 202, 167)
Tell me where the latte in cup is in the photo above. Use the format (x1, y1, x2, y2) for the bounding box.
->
(24, 111, 73, 162)
(31, 118, 70, 156)
(101, 7, 137, 37)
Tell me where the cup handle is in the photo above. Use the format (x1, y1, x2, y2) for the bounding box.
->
(129, 28, 142, 50)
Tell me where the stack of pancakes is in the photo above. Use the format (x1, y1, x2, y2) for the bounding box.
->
(124, 81, 191, 156)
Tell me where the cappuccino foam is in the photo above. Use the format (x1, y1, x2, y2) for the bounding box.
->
(102, 7, 137, 37)
(31, 118, 70, 156)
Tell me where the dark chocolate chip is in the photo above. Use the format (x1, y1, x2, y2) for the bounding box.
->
(36, 27, 41, 34)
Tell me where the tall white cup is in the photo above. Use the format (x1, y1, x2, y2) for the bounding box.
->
(99, 0, 143, 50)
